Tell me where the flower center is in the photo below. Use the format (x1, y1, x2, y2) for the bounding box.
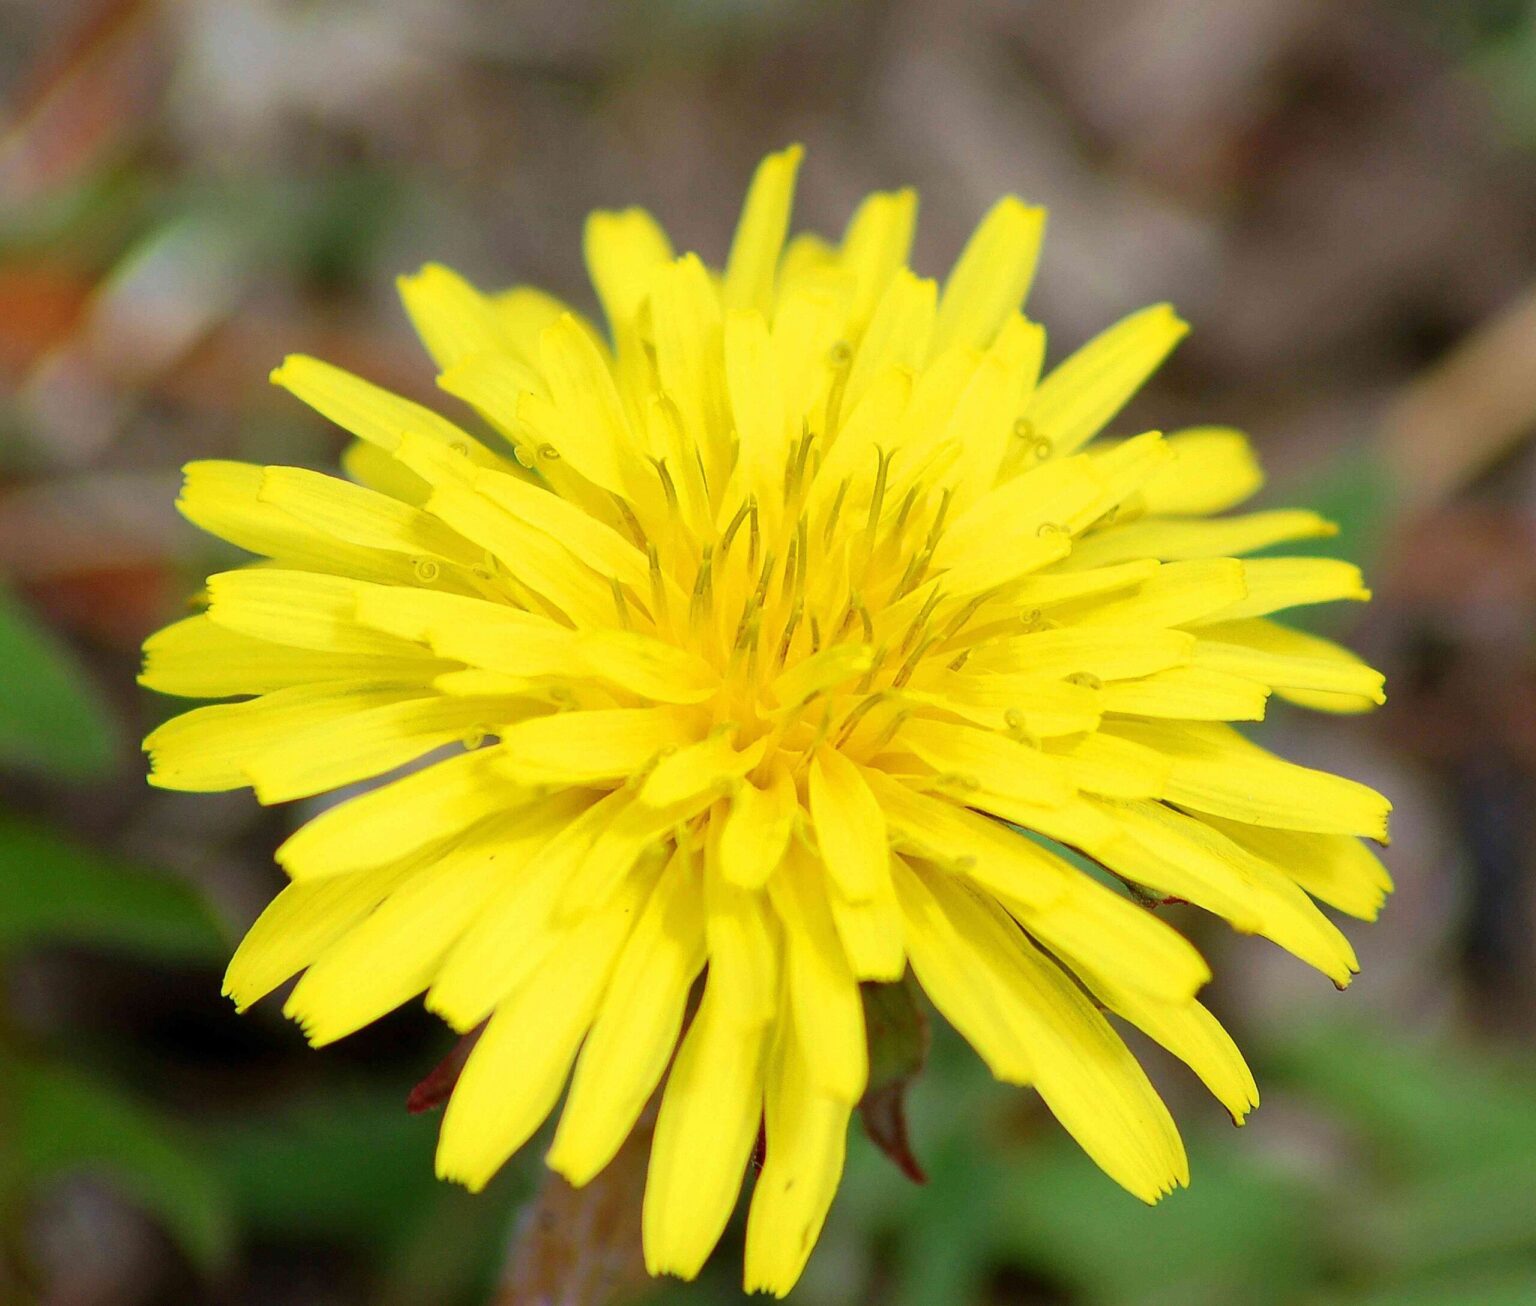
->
(621, 427, 1004, 780)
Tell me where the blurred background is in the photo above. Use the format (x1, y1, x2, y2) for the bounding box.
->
(3, 1, 1536, 1302)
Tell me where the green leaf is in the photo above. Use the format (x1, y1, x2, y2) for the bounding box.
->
(1360, 1153, 1536, 1274)
(1261, 445, 1394, 636)
(0, 814, 225, 962)
(202, 1089, 437, 1245)
(859, 975, 931, 1184)
(0, 586, 121, 780)
(378, 1183, 524, 1306)
(862, 974, 930, 1094)
(860, 1024, 1019, 1306)
(1267, 1019, 1536, 1177)
(995, 1131, 1319, 1306)
(2, 1055, 234, 1271)
(200, 1085, 534, 1250)
(1322, 1257, 1536, 1306)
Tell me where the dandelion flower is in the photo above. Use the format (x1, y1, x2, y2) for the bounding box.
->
(142, 146, 1391, 1295)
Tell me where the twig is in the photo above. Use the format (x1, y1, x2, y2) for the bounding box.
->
(1380, 282, 1536, 511)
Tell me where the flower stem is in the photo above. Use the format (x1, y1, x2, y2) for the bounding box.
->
(495, 1102, 657, 1306)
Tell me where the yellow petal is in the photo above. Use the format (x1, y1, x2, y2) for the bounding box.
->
(944, 315, 1046, 504)
(1074, 558, 1248, 629)
(435, 870, 650, 1192)
(585, 206, 674, 329)
(537, 313, 643, 498)
(1200, 815, 1392, 921)
(961, 787, 1125, 858)
(548, 846, 706, 1186)
(223, 853, 425, 1011)
(144, 684, 419, 792)
(1195, 618, 1386, 710)
(1011, 559, 1160, 609)
(1099, 666, 1271, 722)
(933, 197, 1046, 353)
(422, 479, 618, 628)
(838, 186, 918, 332)
(826, 858, 905, 982)
(1049, 731, 1171, 800)
(990, 869, 1211, 1004)
(724, 308, 792, 498)
(910, 863, 1188, 1201)
(139, 616, 444, 700)
(805, 367, 913, 523)
(807, 747, 888, 901)
(967, 626, 1194, 682)
(1139, 427, 1263, 515)
(934, 507, 1072, 597)
(1195, 558, 1371, 625)
(1022, 304, 1187, 457)
(425, 791, 613, 1030)
(247, 693, 526, 804)
(890, 856, 1033, 1082)
(640, 730, 764, 808)
(768, 846, 868, 1102)
(703, 824, 780, 1027)
(434, 350, 543, 442)
(491, 285, 587, 357)
(274, 747, 518, 879)
(282, 822, 515, 1046)
(433, 669, 535, 698)
(898, 716, 1074, 806)
(743, 1016, 852, 1297)
(904, 668, 1101, 737)
(1106, 719, 1391, 840)
(270, 354, 496, 461)
(576, 630, 718, 705)
(340, 438, 430, 507)
(471, 465, 656, 594)
(179, 461, 387, 578)
(180, 460, 473, 587)
(719, 762, 798, 889)
(556, 786, 719, 917)
(1081, 972, 1259, 1125)
(397, 263, 520, 370)
(1066, 509, 1336, 569)
(204, 569, 418, 657)
(769, 643, 874, 712)
(650, 254, 732, 492)
(1082, 429, 1174, 511)
(494, 707, 703, 787)
(351, 583, 578, 678)
(886, 345, 981, 485)
(723, 144, 804, 314)
(257, 465, 478, 564)
(843, 269, 935, 413)
(935, 453, 1104, 569)
(642, 979, 768, 1279)
(1098, 799, 1361, 984)
(868, 772, 1073, 911)
(777, 231, 840, 296)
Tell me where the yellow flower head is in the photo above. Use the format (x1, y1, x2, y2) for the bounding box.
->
(143, 147, 1391, 1295)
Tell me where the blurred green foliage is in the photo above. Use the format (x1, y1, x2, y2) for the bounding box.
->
(0, 587, 121, 780)
(2, 1056, 233, 1272)
(0, 815, 222, 961)
(1412, 0, 1536, 144)
(0, 584, 531, 1297)
(642, 1018, 1536, 1305)
(199, 1089, 531, 1305)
